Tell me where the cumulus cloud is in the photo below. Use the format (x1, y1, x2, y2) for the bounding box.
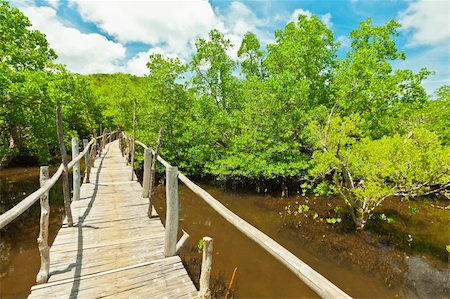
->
(337, 35, 351, 49)
(289, 8, 333, 28)
(398, 0, 450, 46)
(217, 1, 273, 60)
(69, 0, 221, 58)
(21, 5, 126, 74)
(224, 1, 263, 36)
(124, 47, 185, 76)
(43, 0, 59, 9)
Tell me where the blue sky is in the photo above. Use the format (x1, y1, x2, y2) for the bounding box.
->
(11, 0, 449, 94)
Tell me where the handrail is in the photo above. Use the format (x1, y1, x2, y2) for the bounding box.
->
(68, 138, 95, 169)
(0, 136, 99, 229)
(96, 131, 116, 140)
(0, 164, 64, 230)
(133, 139, 352, 299)
(135, 140, 171, 169)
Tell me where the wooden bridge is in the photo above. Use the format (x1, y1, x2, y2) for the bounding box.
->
(27, 139, 197, 298)
(0, 127, 352, 298)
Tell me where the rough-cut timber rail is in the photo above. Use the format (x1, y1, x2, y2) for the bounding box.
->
(27, 140, 197, 298)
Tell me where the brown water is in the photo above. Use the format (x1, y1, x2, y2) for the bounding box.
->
(0, 167, 67, 298)
(1, 166, 448, 298)
(152, 184, 449, 299)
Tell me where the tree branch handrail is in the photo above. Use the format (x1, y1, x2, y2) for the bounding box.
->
(132, 138, 352, 299)
(0, 134, 110, 230)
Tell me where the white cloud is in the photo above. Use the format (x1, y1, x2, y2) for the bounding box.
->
(321, 13, 333, 28)
(289, 8, 312, 22)
(69, 0, 221, 58)
(21, 6, 126, 74)
(399, 0, 450, 46)
(43, 0, 59, 9)
(225, 1, 263, 36)
(289, 8, 333, 28)
(217, 1, 268, 60)
(337, 35, 351, 49)
(124, 47, 185, 76)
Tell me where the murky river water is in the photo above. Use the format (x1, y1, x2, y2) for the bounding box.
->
(0, 167, 66, 298)
(0, 166, 448, 298)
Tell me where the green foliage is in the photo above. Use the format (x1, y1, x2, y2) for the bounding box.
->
(398, 85, 450, 145)
(197, 239, 204, 253)
(334, 18, 430, 139)
(408, 206, 418, 215)
(378, 213, 394, 223)
(310, 121, 450, 229)
(6, 6, 439, 235)
(1, 3, 100, 166)
(191, 29, 239, 110)
(238, 32, 266, 79)
(313, 181, 335, 197)
(325, 217, 342, 225)
(265, 14, 338, 108)
(86, 17, 448, 235)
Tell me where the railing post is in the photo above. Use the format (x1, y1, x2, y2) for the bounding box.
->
(164, 166, 179, 257)
(199, 237, 214, 299)
(142, 148, 151, 198)
(56, 106, 73, 227)
(36, 166, 50, 284)
(120, 133, 125, 157)
(72, 137, 80, 201)
(127, 137, 132, 163)
(102, 129, 107, 149)
(131, 98, 137, 181)
(130, 138, 135, 181)
(86, 139, 95, 184)
(83, 138, 90, 171)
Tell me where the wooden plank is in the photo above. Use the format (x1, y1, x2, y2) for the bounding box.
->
(29, 257, 196, 299)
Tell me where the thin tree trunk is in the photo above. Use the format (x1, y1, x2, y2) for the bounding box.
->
(0, 124, 23, 169)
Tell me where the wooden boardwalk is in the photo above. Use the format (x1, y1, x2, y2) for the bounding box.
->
(28, 141, 197, 298)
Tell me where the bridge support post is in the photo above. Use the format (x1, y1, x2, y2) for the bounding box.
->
(199, 236, 213, 299)
(36, 166, 50, 284)
(86, 138, 96, 184)
(164, 166, 179, 257)
(142, 148, 151, 198)
(83, 139, 90, 177)
(72, 137, 80, 201)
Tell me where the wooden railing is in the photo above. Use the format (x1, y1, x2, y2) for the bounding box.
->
(129, 136, 352, 299)
(0, 130, 119, 284)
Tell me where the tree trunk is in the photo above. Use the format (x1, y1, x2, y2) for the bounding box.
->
(354, 206, 366, 230)
(0, 124, 22, 169)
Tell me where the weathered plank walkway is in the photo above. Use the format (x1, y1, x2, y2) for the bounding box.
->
(28, 140, 197, 298)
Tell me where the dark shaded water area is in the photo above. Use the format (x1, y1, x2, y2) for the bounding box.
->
(0, 165, 449, 298)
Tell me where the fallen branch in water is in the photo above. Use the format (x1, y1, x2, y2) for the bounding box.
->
(225, 267, 238, 299)
(429, 203, 450, 210)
